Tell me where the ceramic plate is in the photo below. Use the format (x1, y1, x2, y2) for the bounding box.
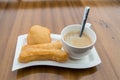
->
(12, 34, 101, 71)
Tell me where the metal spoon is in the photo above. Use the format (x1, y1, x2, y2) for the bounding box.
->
(80, 7, 90, 37)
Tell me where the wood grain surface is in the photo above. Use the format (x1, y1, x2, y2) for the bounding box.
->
(0, 0, 120, 80)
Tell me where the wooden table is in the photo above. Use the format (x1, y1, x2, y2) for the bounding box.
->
(0, 0, 120, 80)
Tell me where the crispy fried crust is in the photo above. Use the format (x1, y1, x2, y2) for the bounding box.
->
(18, 41, 68, 63)
(19, 25, 68, 63)
(18, 49, 68, 63)
(27, 25, 51, 45)
(23, 40, 62, 50)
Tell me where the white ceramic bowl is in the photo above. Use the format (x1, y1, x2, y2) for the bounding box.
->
(61, 24, 97, 59)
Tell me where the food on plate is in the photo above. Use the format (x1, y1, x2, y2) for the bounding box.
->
(27, 25, 51, 45)
(23, 40, 62, 50)
(18, 25, 68, 63)
(18, 47, 68, 63)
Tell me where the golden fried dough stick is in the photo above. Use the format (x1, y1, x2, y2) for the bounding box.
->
(18, 48, 68, 63)
(27, 25, 51, 45)
(23, 40, 62, 50)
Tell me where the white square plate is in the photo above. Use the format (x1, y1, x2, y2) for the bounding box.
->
(12, 34, 101, 71)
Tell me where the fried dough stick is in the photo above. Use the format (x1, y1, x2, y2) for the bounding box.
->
(23, 40, 62, 50)
(18, 41, 68, 63)
(18, 48, 68, 63)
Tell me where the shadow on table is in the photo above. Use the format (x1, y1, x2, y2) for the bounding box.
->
(0, 0, 119, 10)
(16, 66, 97, 80)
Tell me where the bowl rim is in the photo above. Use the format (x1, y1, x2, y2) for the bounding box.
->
(61, 24, 97, 49)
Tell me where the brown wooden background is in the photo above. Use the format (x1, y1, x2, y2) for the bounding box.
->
(0, 0, 120, 80)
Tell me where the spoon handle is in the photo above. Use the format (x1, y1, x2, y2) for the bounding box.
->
(80, 7, 90, 37)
